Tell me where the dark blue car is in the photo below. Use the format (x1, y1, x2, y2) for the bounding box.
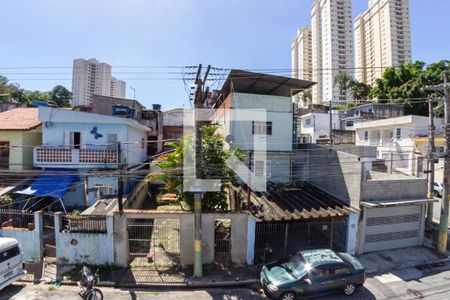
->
(261, 249, 365, 300)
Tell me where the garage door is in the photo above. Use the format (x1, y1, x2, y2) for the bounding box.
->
(364, 205, 423, 253)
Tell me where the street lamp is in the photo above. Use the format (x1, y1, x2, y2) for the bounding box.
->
(129, 86, 136, 100)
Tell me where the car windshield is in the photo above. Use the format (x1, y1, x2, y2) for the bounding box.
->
(285, 255, 309, 279)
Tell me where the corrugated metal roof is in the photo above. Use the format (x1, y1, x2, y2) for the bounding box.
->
(242, 183, 357, 221)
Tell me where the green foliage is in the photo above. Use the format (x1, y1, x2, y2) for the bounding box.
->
(149, 124, 242, 211)
(349, 80, 371, 101)
(369, 60, 450, 116)
(0, 194, 12, 204)
(301, 90, 312, 107)
(334, 71, 353, 101)
(0, 74, 71, 107)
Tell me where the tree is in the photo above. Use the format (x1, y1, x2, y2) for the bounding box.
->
(370, 60, 450, 116)
(149, 124, 243, 211)
(349, 80, 371, 101)
(51, 85, 72, 107)
(301, 90, 312, 107)
(334, 71, 353, 101)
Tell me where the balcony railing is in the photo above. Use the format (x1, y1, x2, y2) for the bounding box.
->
(34, 147, 118, 168)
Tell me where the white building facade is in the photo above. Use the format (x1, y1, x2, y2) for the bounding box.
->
(354, 0, 411, 85)
(72, 58, 127, 106)
(110, 77, 126, 98)
(311, 0, 354, 105)
(291, 27, 313, 107)
(299, 112, 340, 144)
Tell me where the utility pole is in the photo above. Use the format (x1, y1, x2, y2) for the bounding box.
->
(117, 141, 124, 212)
(193, 64, 211, 278)
(427, 99, 436, 223)
(329, 100, 333, 145)
(438, 70, 450, 255)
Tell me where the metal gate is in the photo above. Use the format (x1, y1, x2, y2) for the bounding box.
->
(42, 213, 56, 257)
(127, 218, 180, 267)
(254, 218, 347, 264)
(214, 219, 231, 265)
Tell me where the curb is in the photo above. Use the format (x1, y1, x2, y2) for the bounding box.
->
(187, 278, 258, 288)
(365, 257, 450, 276)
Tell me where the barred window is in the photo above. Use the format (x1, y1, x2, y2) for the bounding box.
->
(252, 121, 272, 135)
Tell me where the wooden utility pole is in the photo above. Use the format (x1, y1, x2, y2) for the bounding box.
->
(193, 64, 211, 278)
(438, 70, 450, 255)
(427, 99, 436, 223)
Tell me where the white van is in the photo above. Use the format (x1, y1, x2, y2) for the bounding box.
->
(0, 238, 26, 290)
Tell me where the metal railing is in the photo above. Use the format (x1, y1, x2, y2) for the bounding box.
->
(0, 209, 35, 230)
(61, 215, 107, 233)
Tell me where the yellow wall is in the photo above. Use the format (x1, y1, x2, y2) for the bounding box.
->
(0, 126, 42, 171)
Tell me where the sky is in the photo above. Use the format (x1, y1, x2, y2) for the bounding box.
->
(0, 0, 449, 110)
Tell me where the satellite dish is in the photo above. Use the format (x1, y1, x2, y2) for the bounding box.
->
(225, 135, 235, 144)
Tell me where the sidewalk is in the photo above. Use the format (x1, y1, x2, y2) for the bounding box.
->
(357, 246, 450, 275)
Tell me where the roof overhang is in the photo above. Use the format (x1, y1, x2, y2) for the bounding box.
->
(360, 198, 437, 208)
(220, 69, 315, 100)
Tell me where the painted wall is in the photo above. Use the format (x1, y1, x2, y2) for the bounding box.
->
(0, 213, 43, 261)
(55, 213, 114, 265)
(300, 112, 340, 143)
(0, 127, 42, 171)
(86, 175, 119, 206)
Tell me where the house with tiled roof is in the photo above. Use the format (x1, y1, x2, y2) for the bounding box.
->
(0, 107, 42, 171)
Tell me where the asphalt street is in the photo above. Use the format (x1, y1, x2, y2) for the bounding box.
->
(2, 263, 450, 300)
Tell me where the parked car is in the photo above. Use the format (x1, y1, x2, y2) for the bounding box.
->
(260, 249, 365, 300)
(434, 181, 443, 197)
(0, 238, 26, 291)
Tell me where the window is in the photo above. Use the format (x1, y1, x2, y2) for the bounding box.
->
(65, 132, 82, 149)
(0, 141, 10, 169)
(345, 120, 354, 127)
(107, 133, 118, 149)
(396, 128, 401, 139)
(330, 266, 351, 275)
(252, 160, 271, 178)
(309, 267, 329, 279)
(252, 121, 272, 135)
(305, 118, 312, 126)
(95, 184, 114, 199)
(0, 246, 20, 263)
(364, 131, 369, 141)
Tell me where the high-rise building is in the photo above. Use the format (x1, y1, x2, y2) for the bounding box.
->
(310, 0, 354, 104)
(71, 58, 126, 106)
(291, 27, 313, 106)
(354, 0, 411, 85)
(110, 77, 126, 98)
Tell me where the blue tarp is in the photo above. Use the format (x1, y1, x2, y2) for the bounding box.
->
(15, 170, 80, 199)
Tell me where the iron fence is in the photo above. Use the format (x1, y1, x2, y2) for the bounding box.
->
(0, 209, 34, 229)
(61, 215, 107, 233)
(254, 218, 347, 264)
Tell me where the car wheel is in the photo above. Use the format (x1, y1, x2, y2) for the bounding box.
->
(343, 283, 356, 296)
(280, 291, 296, 300)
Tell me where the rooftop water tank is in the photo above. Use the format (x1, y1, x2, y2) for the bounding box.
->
(152, 104, 161, 110)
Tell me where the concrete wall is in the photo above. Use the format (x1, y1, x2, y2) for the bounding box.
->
(114, 211, 253, 268)
(0, 212, 43, 261)
(361, 177, 427, 201)
(55, 213, 114, 265)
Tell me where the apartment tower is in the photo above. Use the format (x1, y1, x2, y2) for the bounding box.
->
(291, 27, 313, 106)
(72, 58, 127, 106)
(354, 0, 411, 85)
(110, 77, 126, 98)
(311, 0, 354, 104)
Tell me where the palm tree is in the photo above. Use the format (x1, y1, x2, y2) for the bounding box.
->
(334, 71, 353, 101)
(301, 90, 313, 108)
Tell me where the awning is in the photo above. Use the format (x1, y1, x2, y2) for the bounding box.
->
(235, 183, 358, 222)
(360, 198, 438, 208)
(15, 170, 80, 199)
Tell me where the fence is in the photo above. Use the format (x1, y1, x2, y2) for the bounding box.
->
(0, 209, 35, 229)
(60, 215, 107, 233)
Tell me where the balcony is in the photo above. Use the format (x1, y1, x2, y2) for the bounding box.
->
(34, 147, 119, 169)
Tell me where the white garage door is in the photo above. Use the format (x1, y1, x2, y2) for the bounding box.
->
(364, 205, 424, 253)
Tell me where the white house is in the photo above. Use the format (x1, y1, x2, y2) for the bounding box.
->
(299, 111, 340, 144)
(17, 106, 150, 209)
(211, 70, 314, 183)
(355, 115, 444, 175)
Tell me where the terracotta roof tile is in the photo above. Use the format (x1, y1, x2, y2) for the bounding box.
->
(0, 108, 41, 131)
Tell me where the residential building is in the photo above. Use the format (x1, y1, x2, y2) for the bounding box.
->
(311, 0, 354, 104)
(212, 70, 314, 183)
(110, 77, 126, 98)
(295, 144, 432, 254)
(25, 106, 150, 208)
(162, 108, 185, 142)
(355, 115, 444, 175)
(291, 27, 313, 107)
(71, 58, 127, 107)
(355, 0, 412, 85)
(298, 111, 340, 143)
(0, 108, 42, 171)
(340, 103, 404, 130)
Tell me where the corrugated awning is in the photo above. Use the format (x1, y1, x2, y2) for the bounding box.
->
(240, 183, 358, 221)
